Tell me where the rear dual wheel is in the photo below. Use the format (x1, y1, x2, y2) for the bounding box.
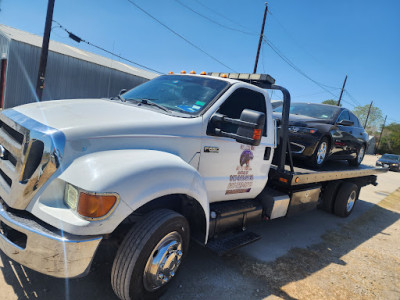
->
(319, 181, 359, 217)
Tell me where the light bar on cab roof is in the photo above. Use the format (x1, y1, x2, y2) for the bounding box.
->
(208, 72, 275, 85)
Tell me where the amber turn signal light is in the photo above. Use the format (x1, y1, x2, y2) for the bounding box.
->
(200, 71, 207, 75)
(168, 71, 174, 74)
(190, 70, 196, 74)
(253, 129, 262, 140)
(180, 70, 187, 74)
(77, 192, 118, 219)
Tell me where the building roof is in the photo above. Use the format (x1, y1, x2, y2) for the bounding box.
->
(0, 24, 158, 80)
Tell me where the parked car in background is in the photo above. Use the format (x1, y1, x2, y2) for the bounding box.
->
(273, 102, 368, 168)
(376, 154, 400, 171)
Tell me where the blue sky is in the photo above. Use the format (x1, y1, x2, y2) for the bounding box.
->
(1, 0, 399, 124)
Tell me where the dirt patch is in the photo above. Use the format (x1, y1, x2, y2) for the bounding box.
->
(236, 189, 400, 300)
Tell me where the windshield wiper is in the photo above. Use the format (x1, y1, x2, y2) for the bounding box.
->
(126, 98, 170, 112)
(110, 94, 126, 102)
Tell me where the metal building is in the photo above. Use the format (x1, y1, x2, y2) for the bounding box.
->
(0, 24, 157, 109)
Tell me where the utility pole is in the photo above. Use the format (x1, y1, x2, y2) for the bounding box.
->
(253, 2, 268, 74)
(377, 115, 387, 150)
(337, 75, 348, 106)
(364, 100, 373, 128)
(35, 0, 55, 101)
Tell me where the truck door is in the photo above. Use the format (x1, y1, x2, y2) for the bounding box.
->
(198, 87, 274, 203)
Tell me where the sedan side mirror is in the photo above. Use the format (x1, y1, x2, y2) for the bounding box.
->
(208, 109, 265, 146)
(337, 120, 354, 126)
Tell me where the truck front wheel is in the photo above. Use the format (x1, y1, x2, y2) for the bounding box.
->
(111, 209, 190, 300)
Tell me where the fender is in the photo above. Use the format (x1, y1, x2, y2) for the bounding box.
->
(30, 150, 210, 241)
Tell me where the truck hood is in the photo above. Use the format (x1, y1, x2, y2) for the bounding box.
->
(12, 99, 199, 140)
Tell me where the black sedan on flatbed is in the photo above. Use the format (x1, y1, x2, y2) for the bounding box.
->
(274, 103, 369, 168)
(376, 154, 400, 171)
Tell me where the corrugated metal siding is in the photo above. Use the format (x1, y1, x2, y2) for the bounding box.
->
(0, 32, 10, 57)
(0, 25, 157, 80)
(4, 40, 149, 108)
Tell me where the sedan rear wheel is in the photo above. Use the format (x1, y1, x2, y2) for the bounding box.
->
(348, 144, 365, 166)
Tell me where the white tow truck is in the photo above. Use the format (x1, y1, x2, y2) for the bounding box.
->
(0, 72, 386, 299)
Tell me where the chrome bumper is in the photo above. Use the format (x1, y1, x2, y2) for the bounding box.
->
(0, 200, 102, 278)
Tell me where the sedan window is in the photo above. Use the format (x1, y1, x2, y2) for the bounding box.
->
(337, 110, 350, 122)
(350, 113, 361, 127)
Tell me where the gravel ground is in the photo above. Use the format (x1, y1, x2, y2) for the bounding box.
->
(0, 155, 399, 299)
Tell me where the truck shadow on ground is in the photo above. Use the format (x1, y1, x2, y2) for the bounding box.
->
(0, 194, 399, 300)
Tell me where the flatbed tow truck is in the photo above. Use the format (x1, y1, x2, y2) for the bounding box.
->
(0, 71, 386, 299)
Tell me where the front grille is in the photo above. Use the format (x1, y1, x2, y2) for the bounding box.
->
(21, 140, 44, 183)
(0, 121, 24, 145)
(0, 110, 65, 210)
(0, 168, 12, 187)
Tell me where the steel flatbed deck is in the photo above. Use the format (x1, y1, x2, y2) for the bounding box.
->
(269, 161, 387, 187)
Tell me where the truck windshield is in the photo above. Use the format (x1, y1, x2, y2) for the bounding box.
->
(121, 75, 229, 115)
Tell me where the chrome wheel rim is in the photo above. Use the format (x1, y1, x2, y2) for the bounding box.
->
(358, 146, 365, 164)
(143, 231, 183, 292)
(346, 190, 357, 212)
(317, 142, 328, 165)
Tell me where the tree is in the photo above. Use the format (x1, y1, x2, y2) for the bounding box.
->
(377, 123, 400, 155)
(322, 99, 340, 106)
(352, 104, 383, 133)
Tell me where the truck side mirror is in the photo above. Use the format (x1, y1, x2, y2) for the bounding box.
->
(119, 89, 127, 96)
(208, 109, 265, 146)
(236, 109, 265, 146)
(337, 120, 354, 126)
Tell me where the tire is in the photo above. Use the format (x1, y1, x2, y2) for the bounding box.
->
(309, 137, 330, 168)
(111, 209, 190, 300)
(333, 182, 359, 217)
(318, 180, 342, 213)
(348, 144, 366, 166)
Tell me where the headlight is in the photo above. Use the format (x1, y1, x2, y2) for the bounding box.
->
(288, 126, 318, 134)
(392, 163, 399, 166)
(64, 183, 119, 220)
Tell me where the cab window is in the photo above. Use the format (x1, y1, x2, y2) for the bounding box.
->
(217, 88, 267, 135)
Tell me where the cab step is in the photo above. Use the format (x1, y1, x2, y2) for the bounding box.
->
(206, 231, 261, 256)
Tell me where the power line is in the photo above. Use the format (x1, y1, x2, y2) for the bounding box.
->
(173, 0, 342, 97)
(344, 89, 362, 106)
(125, 0, 237, 72)
(192, 0, 252, 32)
(174, 0, 256, 36)
(263, 38, 339, 99)
(294, 89, 341, 98)
(387, 117, 400, 124)
(52, 20, 163, 74)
